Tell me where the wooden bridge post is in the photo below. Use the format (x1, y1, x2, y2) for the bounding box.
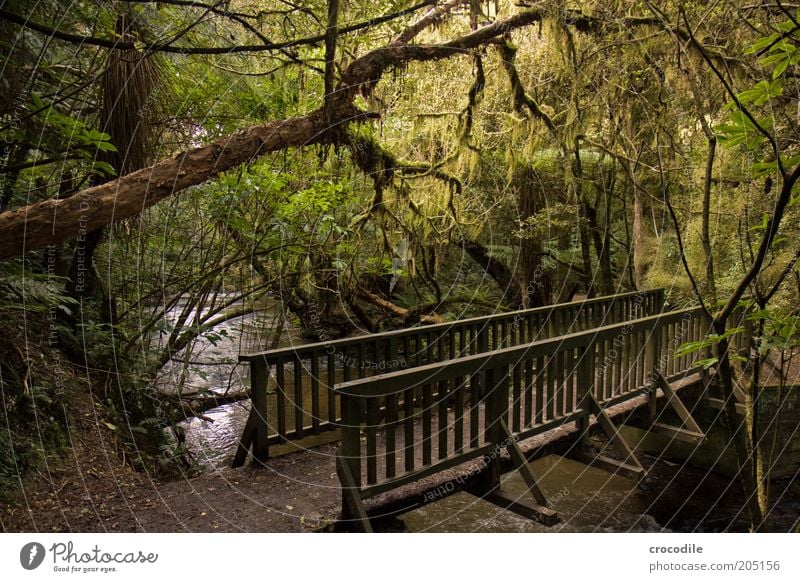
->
(336, 393, 372, 532)
(479, 366, 504, 491)
(576, 340, 595, 446)
(232, 356, 270, 467)
(251, 356, 270, 463)
(645, 324, 662, 424)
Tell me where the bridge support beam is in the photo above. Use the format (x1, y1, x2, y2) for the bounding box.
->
(482, 420, 560, 526)
(649, 371, 706, 444)
(232, 408, 257, 468)
(336, 449, 373, 533)
(232, 357, 270, 468)
(467, 388, 559, 527)
(567, 393, 646, 481)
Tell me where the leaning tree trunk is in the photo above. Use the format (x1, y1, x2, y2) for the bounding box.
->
(713, 327, 765, 528)
(459, 238, 523, 308)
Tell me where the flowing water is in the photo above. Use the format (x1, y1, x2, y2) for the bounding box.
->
(379, 453, 800, 532)
(390, 455, 670, 533)
(156, 296, 305, 468)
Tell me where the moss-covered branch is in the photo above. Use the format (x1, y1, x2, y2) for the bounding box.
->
(498, 41, 556, 135)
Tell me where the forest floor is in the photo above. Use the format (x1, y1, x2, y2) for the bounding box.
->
(1, 389, 342, 533)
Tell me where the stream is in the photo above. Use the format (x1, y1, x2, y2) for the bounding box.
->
(386, 454, 800, 532)
(155, 296, 302, 468)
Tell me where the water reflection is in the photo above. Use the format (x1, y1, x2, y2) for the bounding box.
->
(395, 455, 668, 532)
(157, 296, 305, 468)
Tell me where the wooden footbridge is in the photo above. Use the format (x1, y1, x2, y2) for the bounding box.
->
(236, 289, 748, 531)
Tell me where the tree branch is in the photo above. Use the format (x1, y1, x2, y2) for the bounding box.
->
(392, 0, 468, 45)
(719, 163, 800, 320)
(498, 40, 556, 135)
(0, 3, 569, 259)
(324, 0, 340, 129)
(0, 2, 436, 55)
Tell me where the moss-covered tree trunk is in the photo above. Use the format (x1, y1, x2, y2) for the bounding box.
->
(515, 164, 550, 307)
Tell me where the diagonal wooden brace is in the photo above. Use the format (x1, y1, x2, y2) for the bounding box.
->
(232, 407, 257, 468)
(652, 371, 706, 444)
(336, 449, 373, 533)
(474, 420, 559, 526)
(568, 392, 646, 481)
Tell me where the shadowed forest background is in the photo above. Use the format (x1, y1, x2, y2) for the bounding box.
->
(1, 0, 800, 532)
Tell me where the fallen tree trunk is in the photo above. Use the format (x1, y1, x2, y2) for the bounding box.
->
(0, 107, 345, 259)
(357, 288, 444, 324)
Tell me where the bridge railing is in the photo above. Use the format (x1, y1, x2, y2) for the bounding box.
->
(234, 289, 664, 466)
(334, 305, 719, 524)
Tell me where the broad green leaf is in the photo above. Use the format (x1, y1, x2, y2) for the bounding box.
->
(674, 327, 745, 357)
(695, 357, 719, 370)
(745, 33, 781, 54)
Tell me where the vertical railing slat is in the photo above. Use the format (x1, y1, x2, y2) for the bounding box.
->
(437, 379, 449, 460)
(276, 357, 287, 438)
(454, 376, 465, 454)
(535, 355, 544, 424)
(385, 392, 397, 479)
(422, 384, 432, 465)
(523, 357, 533, 428)
(512, 360, 522, 433)
(311, 351, 320, 433)
(565, 348, 575, 414)
(469, 370, 480, 449)
(365, 398, 378, 485)
(404, 387, 415, 471)
(294, 355, 304, 437)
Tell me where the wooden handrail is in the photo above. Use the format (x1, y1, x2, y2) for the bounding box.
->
(239, 289, 664, 361)
(335, 306, 698, 398)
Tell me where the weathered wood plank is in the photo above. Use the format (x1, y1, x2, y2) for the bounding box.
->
(336, 449, 373, 532)
(481, 489, 559, 527)
(655, 371, 705, 436)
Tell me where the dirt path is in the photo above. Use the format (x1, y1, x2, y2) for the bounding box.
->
(2, 395, 342, 533)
